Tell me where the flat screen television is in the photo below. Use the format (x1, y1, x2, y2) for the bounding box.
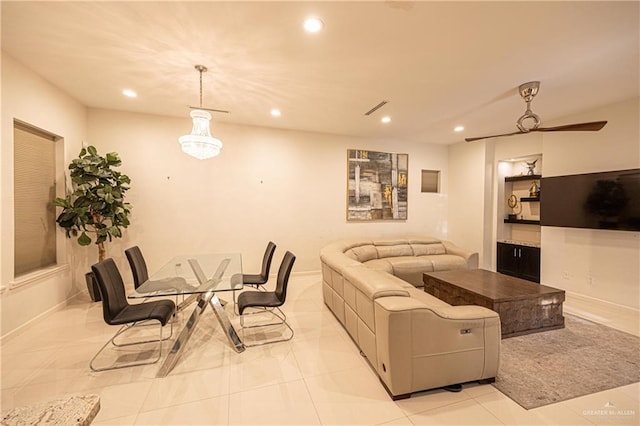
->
(540, 168, 640, 232)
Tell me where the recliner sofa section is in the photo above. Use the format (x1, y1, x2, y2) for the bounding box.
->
(320, 237, 500, 399)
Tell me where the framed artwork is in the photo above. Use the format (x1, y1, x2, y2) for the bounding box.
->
(347, 149, 408, 221)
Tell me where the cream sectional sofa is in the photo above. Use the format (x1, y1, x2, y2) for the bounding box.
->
(320, 237, 500, 399)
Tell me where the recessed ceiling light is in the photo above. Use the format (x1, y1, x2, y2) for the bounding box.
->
(271, 109, 281, 117)
(304, 17, 323, 33)
(454, 125, 465, 132)
(381, 116, 391, 124)
(122, 89, 137, 98)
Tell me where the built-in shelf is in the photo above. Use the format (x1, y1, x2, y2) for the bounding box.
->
(504, 218, 541, 225)
(500, 164, 542, 281)
(505, 174, 542, 182)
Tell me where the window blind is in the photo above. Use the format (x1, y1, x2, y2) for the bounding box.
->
(14, 124, 57, 276)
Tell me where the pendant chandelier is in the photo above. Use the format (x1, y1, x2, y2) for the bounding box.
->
(178, 65, 223, 160)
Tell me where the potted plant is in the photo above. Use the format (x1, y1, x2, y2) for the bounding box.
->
(53, 145, 132, 301)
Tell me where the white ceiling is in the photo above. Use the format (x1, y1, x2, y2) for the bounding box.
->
(2, 1, 638, 144)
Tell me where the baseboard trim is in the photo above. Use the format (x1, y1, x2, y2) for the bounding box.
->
(564, 290, 639, 317)
(0, 289, 87, 343)
(289, 270, 321, 277)
(564, 290, 639, 336)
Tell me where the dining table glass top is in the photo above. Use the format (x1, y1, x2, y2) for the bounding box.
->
(129, 253, 243, 298)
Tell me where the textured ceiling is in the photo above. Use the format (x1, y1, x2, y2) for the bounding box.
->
(2, 1, 638, 144)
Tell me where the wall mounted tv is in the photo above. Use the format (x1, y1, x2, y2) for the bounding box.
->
(540, 168, 640, 232)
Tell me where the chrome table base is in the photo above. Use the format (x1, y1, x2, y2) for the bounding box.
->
(157, 289, 245, 377)
(156, 259, 245, 378)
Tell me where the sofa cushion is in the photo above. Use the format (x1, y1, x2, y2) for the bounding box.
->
(372, 238, 409, 246)
(385, 257, 434, 287)
(423, 254, 469, 271)
(343, 266, 410, 300)
(411, 243, 446, 256)
(408, 237, 442, 245)
(377, 244, 413, 259)
(345, 244, 378, 263)
(363, 259, 393, 274)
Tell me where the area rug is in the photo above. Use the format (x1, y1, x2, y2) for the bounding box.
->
(493, 314, 640, 410)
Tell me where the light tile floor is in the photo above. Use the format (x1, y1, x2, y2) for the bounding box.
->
(1, 273, 638, 425)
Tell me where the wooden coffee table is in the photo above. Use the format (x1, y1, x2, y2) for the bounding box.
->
(423, 269, 565, 338)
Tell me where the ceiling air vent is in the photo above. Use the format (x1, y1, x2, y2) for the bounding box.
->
(364, 100, 388, 116)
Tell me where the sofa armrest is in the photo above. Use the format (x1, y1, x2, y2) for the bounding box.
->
(441, 240, 479, 269)
(343, 266, 410, 300)
(427, 305, 499, 321)
(374, 296, 500, 396)
(320, 252, 362, 272)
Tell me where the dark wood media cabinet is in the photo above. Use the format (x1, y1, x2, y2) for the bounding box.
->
(497, 242, 540, 283)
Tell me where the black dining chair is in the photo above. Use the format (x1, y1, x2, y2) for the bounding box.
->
(126, 245, 183, 311)
(237, 251, 295, 347)
(125, 246, 148, 289)
(232, 241, 276, 312)
(243, 241, 277, 289)
(90, 258, 176, 372)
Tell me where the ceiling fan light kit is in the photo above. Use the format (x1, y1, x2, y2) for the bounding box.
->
(178, 65, 223, 160)
(465, 81, 607, 142)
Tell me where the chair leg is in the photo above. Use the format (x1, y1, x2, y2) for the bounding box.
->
(233, 290, 239, 315)
(90, 320, 172, 372)
(112, 319, 173, 347)
(239, 308, 294, 347)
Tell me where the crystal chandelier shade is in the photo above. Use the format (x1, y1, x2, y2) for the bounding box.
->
(178, 110, 222, 160)
(178, 65, 223, 160)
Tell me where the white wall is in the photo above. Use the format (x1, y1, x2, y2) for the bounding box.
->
(540, 98, 640, 310)
(86, 108, 451, 278)
(1, 53, 88, 337)
(447, 139, 490, 266)
(1, 54, 451, 338)
(449, 97, 639, 311)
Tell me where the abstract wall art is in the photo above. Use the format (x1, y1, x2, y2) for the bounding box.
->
(347, 149, 408, 221)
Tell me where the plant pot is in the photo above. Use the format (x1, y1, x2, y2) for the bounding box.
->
(85, 271, 101, 302)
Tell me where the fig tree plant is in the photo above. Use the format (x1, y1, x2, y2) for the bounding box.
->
(53, 145, 132, 262)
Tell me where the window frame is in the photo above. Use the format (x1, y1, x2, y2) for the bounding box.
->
(10, 119, 68, 289)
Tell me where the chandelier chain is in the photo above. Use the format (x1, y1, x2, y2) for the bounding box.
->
(194, 64, 207, 108)
(199, 68, 203, 108)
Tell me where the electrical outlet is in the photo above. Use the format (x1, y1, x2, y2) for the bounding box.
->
(562, 271, 570, 280)
(587, 276, 595, 285)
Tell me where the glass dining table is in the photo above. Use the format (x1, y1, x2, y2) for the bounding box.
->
(129, 253, 245, 377)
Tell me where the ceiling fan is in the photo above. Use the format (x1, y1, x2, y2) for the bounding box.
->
(465, 81, 607, 142)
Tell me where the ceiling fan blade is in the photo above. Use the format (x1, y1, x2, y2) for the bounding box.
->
(534, 121, 607, 132)
(188, 105, 230, 114)
(465, 121, 607, 142)
(465, 131, 524, 142)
